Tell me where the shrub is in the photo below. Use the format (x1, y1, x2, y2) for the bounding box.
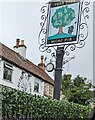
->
(0, 85, 91, 119)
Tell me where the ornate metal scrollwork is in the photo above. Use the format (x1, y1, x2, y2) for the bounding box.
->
(63, 0, 90, 57)
(38, 0, 90, 68)
(38, 3, 57, 56)
(77, 0, 90, 47)
(38, 5, 48, 52)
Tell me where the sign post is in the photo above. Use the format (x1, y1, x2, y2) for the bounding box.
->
(38, 0, 90, 100)
(48, 0, 80, 100)
(53, 46, 64, 99)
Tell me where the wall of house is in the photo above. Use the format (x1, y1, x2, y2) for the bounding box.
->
(0, 59, 44, 96)
(44, 82, 65, 99)
(44, 82, 54, 98)
(0, 60, 3, 84)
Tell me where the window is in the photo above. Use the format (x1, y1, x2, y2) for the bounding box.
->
(3, 62, 13, 82)
(34, 79, 39, 92)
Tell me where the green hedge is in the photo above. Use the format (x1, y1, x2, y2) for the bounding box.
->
(0, 85, 92, 119)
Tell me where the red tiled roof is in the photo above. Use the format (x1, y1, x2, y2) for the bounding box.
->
(0, 43, 54, 85)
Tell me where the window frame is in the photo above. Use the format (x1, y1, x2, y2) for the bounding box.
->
(3, 62, 13, 82)
(34, 79, 39, 93)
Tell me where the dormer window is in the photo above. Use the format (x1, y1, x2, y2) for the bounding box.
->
(3, 62, 13, 82)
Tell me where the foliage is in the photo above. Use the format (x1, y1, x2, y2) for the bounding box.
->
(51, 6, 75, 29)
(1, 85, 91, 119)
(62, 74, 93, 105)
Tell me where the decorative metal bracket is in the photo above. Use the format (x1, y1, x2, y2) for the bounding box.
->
(38, 0, 90, 70)
(38, 3, 57, 55)
(64, 0, 90, 56)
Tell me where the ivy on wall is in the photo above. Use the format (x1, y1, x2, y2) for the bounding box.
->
(0, 85, 91, 119)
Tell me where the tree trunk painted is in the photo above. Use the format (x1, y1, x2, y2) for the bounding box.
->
(58, 26, 63, 34)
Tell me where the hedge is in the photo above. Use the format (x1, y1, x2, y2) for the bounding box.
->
(0, 85, 92, 119)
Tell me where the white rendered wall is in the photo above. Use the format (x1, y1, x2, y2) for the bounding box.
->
(13, 46, 26, 58)
(0, 60, 44, 96)
(17, 46, 26, 58)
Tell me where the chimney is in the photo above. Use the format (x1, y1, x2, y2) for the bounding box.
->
(13, 39, 27, 58)
(38, 55, 45, 71)
(21, 40, 24, 45)
(16, 38, 20, 46)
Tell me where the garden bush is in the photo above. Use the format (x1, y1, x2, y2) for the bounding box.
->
(0, 85, 92, 119)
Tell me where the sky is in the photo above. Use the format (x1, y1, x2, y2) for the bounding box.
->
(0, 0, 94, 84)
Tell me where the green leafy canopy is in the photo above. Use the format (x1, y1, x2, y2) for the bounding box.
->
(62, 74, 93, 105)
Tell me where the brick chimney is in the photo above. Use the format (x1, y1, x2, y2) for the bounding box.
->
(13, 39, 27, 58)
(38, 55, 45, 71)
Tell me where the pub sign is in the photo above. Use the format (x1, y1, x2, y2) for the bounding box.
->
(46, 2, 80, 46)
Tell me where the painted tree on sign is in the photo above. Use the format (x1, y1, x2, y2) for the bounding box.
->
(51, 6, 75, 34)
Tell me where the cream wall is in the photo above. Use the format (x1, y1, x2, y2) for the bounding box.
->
(0, 59, 44, 96)
(44, 82, 54, 98)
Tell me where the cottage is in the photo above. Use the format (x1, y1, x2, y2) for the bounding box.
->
(0, 39, 54, 98)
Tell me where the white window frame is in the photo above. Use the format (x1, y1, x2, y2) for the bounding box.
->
(34, 78, 39, 93)
(3, 62, 13, 82)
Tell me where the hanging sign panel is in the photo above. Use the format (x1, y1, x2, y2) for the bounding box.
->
(46, 2, 80, 46)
